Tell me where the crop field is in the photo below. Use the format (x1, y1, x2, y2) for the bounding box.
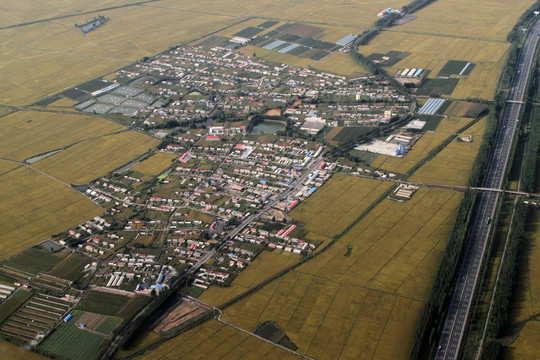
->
(70, 310, 122, 335)
(2, 293, 71, 342)
(77, 291, 129, 317)
(130, 152, 177, 176)
(136, 319, 303, 360)
(221, 188, 462, 359)
(3, 247, 65, 275)
(290, 175, 393, 238)
(409, 117, 486, 186)
(311, 52, 369, 75)
(416, 78, 460, 96)
(442, 101, 489, 118)
(0, 341, 47, 359)
(502, 211, 540, 359)
(371, 132, 449, 175)
(199, 251, 301, 306)
(33, 131, 159, 184)
(238, 45, 314, 68)
(0, 289, 32, 323)
(396, 0, 537, 41)
(39, 324, 107, 360)
(0, 166, 101, 259)
(0, 111, 124, 162)
(358, 31, 511, 100)
(48, 253, 93, 281)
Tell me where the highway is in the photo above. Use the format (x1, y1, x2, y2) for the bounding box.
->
(435, 19, 540, 360)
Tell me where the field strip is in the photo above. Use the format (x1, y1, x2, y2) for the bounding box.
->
(0, 45, 133, 65)
(283, 275, 316, 329)
(371, 294, 399, 359)
(381, 28, 508, 43)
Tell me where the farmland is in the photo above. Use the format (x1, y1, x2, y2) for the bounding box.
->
(0, 340, 48, 360)
(3, 247, 65, 275)
(0, 166, 101, 259)
(396, 0, 537, 40)
(32, 131, 159, 184)
(130, 152, 177, 176)
(135, 319, 303, 360)
(199, 251, 302, 306)
(502, 211, 540, 359)
(77, 290, 149, 320)
(48, 253, 93, 281)
(70, 310, 123, 335)
(289, 175, 393, 238)
(409, 117, 486, 186)
(0, 111, 124, 162)
(312, 52, 369, 75)
(358, 31, 511, 100)
(220, 188, 463, 359)
(39, 324, 107, 360)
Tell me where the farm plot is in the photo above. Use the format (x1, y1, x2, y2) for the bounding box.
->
(396, 0, 537, 41)
(358, 31, 511, 100)
(311, 52, 369, 75)
(409, 117, 486, 186)
(136, 319, 303, 360)
(39, 324, 107, 360)
(371, 132, 449, 175)
(222, 188, 463, 359)
(442, 101, 488, 118)
(0, 340, 48, 359)
(2, 293, 71, 342)
(416, 78, 459, 96)
(70, 310, 122, 335)
(77, 290, 148, 321)
(3, 247, 65, 275)
(48, 253, 93, 282)
(33, 131, 159, 184)
(290, 175, 393, 238)
(0, 167, 101, 260)
(437, 60, 476, 77)
(199, 251, 301, 306)
(130, 152, 178, 176)
(0, 111, 124, 162)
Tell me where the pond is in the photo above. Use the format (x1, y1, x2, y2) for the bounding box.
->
(251, 120, 285, 134)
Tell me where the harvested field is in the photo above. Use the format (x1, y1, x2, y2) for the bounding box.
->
(33, 131, 159, 184)
(71, 310, 122, 335)
(135, 319, 303, 360)
(0, 166, 101, 259)
(222, 188, 463, 359)
(154, 300, 209, 333)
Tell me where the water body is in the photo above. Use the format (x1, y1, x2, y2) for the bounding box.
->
(25, 149, 62, 164)
(251, 120, 285, 134)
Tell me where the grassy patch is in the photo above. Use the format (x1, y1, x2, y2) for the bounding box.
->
(4, 248, 64, 275)
(416, 78, 460, 96)
(39, 324, 107, 360)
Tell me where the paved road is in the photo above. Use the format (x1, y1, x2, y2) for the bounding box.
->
(435, 19, 540, 360)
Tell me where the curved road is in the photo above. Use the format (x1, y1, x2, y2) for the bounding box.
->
(435, 19, 540, 360)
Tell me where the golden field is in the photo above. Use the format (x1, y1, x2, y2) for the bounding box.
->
(502, 211, 540, 359)
(33, 131, 159, 184)
(409, 117, 486, 186)
(0, 341, 48, 360)
(358, 31, 511, 100)
(200, 250, 301, 306)
(0, 166, 101, 259)
(136, 319, 302, 360)
(312, 52, 369, 75)
(397, 0, 537, 41)
(290, 175, 393, 238)
(221, 188, 463, 359)
(130, 152, 178, 176)
(0, 111, 124, 161)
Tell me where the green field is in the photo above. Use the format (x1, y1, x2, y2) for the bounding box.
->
(3, 247, 65, 275)
(48, 253, 93, 281)
(437, 60, 476, 76)
(0, 289, 32, 323)
(416, 78, 460, 96)
(77, 291, 129, 316)
(39, 325, 107, 360)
